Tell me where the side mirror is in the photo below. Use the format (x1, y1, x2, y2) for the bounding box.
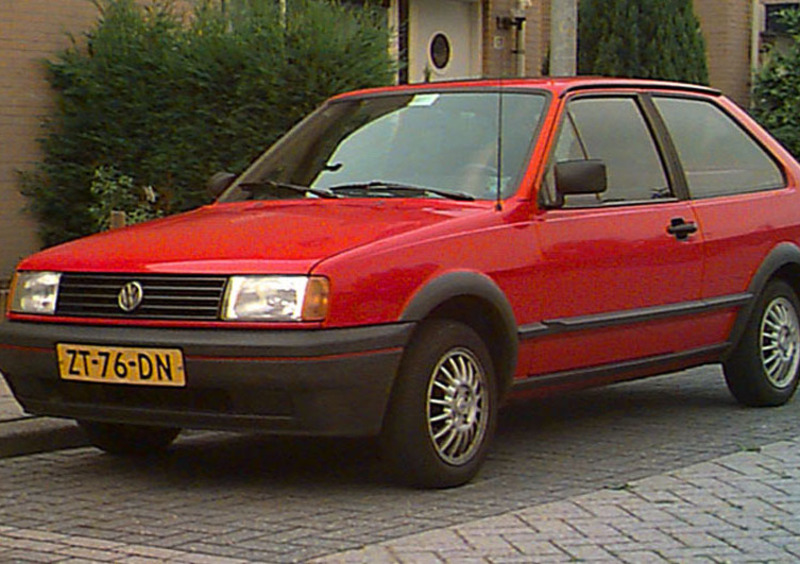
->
(207, 172, 237, 199)
(555, 159, 607, 196)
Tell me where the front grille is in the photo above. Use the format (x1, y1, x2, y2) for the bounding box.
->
(57, 273, 228, 321)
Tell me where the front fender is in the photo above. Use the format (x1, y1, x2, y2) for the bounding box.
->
(399, 271, 519, 395)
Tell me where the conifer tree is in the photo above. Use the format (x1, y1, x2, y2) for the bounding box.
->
(578, 0, 709, 85)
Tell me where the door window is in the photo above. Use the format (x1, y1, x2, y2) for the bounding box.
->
(544, 97, 670, 207)
(653, 97, 784, 198)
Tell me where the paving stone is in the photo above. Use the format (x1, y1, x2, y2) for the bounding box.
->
(455, 531, 519, 554)
(613, 549, 672, 563)
(0, 549, 64, 563)
(57, 545, 121, 562)
(554, 542, 617, 561)
(390, 551, 445, 564)
(170, 552, 250, 564)
(115, 557, 170, 564)
(500, 535, 563, 556)
(309, 545, 399, 564)
(3, 367, 800, 563)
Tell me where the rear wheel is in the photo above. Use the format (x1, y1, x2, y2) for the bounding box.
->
(380, 319, 497, 488)
(78, 421, 180, 455)
(724, 279, 800, 407)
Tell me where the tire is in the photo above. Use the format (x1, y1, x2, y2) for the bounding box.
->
(380, 319, 497, 488)
(724, 279, 800, 407)
(78, 421, 180, 455)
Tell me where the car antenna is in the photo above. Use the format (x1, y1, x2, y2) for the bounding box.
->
(495, 77, 504, 212)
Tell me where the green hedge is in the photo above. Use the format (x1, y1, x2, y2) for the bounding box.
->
(23, 0, 395, 246)
(752, 9, 800, 159)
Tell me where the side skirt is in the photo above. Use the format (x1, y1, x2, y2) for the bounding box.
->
(510, 343, 729, 394)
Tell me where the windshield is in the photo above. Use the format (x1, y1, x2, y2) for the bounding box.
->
(221, 90, 548, 202)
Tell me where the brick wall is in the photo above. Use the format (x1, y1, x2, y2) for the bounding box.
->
(694, 0, 753, 106)
(482, 0, 549, 78)
(0, 0, 100, 280)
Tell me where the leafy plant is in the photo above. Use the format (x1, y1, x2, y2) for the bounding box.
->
(23, 0, 395, 246)
(752, 8, 800, 159)
(578, 0, 709, 85)
(87, 166, 164, 230)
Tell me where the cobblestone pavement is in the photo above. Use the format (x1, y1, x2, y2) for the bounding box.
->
(1, 365, 800, 562)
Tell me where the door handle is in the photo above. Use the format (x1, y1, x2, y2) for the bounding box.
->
(667, 217, 698, 241)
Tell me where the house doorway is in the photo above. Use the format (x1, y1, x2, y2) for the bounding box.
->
(400, 0, 483, 83)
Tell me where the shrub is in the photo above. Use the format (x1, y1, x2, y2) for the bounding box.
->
(23, 0, 395, 246)
(87, 166, 164, 230)
(578, 0, 709, 85)
(752, 8, 800, 159)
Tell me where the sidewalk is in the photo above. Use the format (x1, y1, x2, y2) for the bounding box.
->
(0, 372, 86, 458)
(2, 367, 800, 562)
(1, 375, 800, 562)
(312, 437, 800, 563)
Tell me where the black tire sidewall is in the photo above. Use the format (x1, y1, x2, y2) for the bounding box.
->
(380, 319, 497, 488)
(725, 279, 800, 407)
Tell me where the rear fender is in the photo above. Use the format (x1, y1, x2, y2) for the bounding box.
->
(725, 242, 800, 357)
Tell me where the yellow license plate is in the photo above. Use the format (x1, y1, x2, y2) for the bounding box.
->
(56, 344, 186, 387)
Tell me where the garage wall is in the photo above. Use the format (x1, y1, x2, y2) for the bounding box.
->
(0, 0, 101, 280)
(483, 0, 549, 78)
(694, 0, 753, 106)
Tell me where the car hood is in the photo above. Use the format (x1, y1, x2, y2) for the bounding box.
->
(19, 199, 491, 274)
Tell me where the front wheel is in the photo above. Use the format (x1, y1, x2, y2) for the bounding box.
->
(78, 421, 180, 455)
(724, 279, 800, 407)
(380, 320, 497, 488)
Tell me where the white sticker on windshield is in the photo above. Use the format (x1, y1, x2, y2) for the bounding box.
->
(409, 94, 440, 107)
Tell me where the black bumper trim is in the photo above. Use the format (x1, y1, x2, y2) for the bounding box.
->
(0, 321, 415, 437)
(0, 321, 414, 358)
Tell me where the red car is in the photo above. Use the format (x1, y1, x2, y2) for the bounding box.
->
(2, 78, 800, 488)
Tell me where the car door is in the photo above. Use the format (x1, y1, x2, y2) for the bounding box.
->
(651, 95, 793, 308)
(526, 94, 707, 377)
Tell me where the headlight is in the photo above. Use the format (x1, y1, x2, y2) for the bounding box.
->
(222, 276, 329, 322)
(10, 271, 62, 315)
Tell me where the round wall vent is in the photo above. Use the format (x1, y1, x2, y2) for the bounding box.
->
(429, 33, 451, 70)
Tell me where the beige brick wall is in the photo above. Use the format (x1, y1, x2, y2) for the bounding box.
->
(482, 0, 549, 78)
(694, 0, 753, 106)
(0, 0, 100, 280)
(482, 0, 517, 77)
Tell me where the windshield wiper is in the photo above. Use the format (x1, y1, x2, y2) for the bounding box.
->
(238, 180, 338, 199)
(328, 181, 475, 201)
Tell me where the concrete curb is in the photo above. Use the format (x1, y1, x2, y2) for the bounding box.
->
(0, 374, 88, 458)
(0, 416, 87, 459)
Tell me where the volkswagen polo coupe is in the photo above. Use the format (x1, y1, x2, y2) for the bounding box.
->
(2, 77, 800, 488)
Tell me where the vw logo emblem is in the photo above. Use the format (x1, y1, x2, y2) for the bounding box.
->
(118, 281, 144, 313)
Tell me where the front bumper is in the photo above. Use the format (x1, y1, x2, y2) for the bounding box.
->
(0, 320, 414, 437)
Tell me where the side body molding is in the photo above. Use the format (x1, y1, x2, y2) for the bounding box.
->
(725, 242, 800, 357)
(399, 271, 520, 393)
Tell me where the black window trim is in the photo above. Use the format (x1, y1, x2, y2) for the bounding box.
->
(539, 91, 684, 210)
(648, 92, 788, 200)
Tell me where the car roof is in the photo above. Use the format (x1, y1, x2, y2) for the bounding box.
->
(332, 76, 721, 100)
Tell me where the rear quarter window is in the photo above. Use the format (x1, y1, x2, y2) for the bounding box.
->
(653, 97, 785, 199)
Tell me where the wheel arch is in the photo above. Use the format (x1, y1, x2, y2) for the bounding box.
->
(727, 242, 800, 357)
(399, 271, 519, 398)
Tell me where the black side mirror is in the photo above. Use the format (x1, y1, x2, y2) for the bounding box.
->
(555, 159, 607, 196)
(207, 172, 237, 199)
